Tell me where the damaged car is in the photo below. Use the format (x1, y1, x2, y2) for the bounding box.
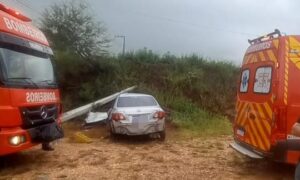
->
(107, 93, 166, 140)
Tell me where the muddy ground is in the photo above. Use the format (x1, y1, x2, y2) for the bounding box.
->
(0, 121, 295, 180)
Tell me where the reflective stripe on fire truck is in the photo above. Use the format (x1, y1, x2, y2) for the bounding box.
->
(284, 40, 289, 105)
(289, 37, 300, 70)
(235, 100, 272, 151)
(243, 39, 279, 65)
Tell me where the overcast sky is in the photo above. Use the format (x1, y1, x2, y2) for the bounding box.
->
(0, 0, 299, 64)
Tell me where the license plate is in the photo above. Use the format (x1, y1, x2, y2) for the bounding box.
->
(237, 129, 245, 137)
(132, 114, 148, 120)
(132, 115, 148, 128)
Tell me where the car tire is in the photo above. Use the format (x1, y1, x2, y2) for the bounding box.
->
(106, 119, 111, 131)
(159, 130, 166, 141)
(110, 127, 121, 140)
(110, 130, 117, 139)
(109, 122, 117, 138)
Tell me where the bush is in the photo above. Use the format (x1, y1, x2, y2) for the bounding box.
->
(138, 85, 232, 136)
(55, 49, 238, 134)
(57, 50, 239, 115)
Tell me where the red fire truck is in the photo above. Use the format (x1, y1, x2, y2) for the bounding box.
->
(231, 29, 300, 164)
(0, 4, 63, 155)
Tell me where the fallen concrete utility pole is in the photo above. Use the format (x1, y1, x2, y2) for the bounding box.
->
(61, 86, 136, 122)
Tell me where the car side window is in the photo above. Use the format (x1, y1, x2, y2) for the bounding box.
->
(240, 69, 250, 93)
(253, 66, 272, 94)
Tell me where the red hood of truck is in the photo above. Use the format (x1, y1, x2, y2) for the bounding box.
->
(9, 88, 60, 106)
(0, 87, 60, 127)
(0, 10, 49, 46)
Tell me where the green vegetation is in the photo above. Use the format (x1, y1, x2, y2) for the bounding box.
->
(41, 2, 239, 136)
(141, 86, 232, 136)
(41, 1, 110, 58)
(53, 50, 237, 136)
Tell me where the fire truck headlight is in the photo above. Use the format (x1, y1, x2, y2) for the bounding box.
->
(9, 135, 25, 146)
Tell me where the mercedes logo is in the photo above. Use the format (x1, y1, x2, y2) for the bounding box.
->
(40, 106, 48, 120)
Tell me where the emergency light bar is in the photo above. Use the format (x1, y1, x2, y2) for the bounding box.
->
(248, 29, 281, 45)
(0, 3, 31, 22)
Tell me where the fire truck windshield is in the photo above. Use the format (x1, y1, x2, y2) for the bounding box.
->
(0, 46, 57, 88)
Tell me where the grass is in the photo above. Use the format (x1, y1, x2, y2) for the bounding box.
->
(56, 49, 237, 137)
(173, 110, 232, 137)
(139, 86, 233, 137)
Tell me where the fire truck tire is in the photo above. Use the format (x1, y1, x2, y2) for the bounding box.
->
(295, 162, 300, 180)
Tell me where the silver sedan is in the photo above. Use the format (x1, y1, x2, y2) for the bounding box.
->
(107, 93, 166, 140)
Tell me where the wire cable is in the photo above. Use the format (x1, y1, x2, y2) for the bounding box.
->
(15, 0, 42, 16)
(130, 10, 258, 37)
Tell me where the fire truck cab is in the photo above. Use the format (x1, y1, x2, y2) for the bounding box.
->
(0, 4, 63, 155)
(231, 29, 300, 164)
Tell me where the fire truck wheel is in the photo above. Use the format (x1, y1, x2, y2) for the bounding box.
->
(295, 162, 300, 180)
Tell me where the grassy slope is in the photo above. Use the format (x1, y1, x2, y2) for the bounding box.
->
(139, 86, 232, 137)
(56, 49, 238, 136)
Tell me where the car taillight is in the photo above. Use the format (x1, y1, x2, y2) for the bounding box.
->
(112, 113, 126, 121)
(154, 111, 165, 119)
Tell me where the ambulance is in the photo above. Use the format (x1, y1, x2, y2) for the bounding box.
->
(0, 3, 63, 155)
(231, 29, 300, 164)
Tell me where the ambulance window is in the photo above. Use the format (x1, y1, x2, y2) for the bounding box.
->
(254, 67, 272, 94)
(240, 69, 249, 93)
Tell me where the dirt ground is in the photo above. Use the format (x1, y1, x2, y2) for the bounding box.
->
(0, 121, 295, 180)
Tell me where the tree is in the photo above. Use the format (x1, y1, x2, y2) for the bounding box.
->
(40, 1, 110, 58)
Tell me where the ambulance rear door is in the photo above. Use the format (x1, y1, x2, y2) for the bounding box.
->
(235, 58, 274, 153)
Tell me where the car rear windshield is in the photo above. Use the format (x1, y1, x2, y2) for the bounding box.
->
(117, 96, 158, 107)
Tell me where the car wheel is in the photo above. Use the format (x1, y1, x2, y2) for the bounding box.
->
(106, 119, 111, 131)
(110, 130, 117, 139)
(159, 130, 166, 141)
(109, 122, 117, 137)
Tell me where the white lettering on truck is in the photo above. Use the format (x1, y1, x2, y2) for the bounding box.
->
(246, 41, 272, 54)
(2, 17, 47, 43)
(26, 92, 57, 103)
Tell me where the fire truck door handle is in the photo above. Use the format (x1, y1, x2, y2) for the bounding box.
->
(249, 113, 256, 120)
